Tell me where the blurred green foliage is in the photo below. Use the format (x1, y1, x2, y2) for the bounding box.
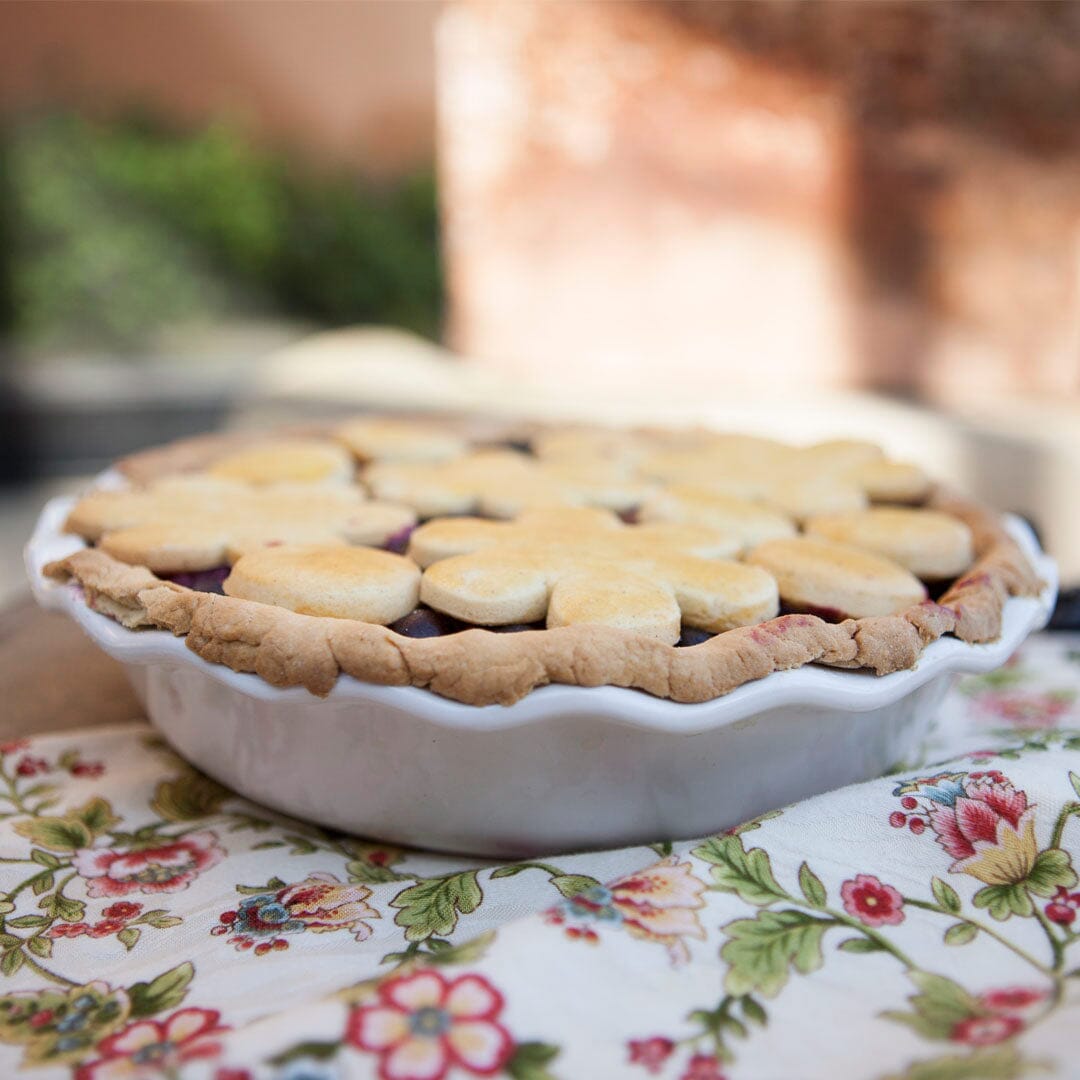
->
(0, 112, 442, 355)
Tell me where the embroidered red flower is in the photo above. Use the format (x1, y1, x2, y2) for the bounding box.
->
(347, 970, 513, 1079)
(102, 902, 142, 921)
(75, 1007, 227, 1079)
(979, 987, 1047, 1012)
(70, 761, 106, 778)
(47, 922, 91, 939)
(840, 874, 905, 927)
(0, 739, 29, 754)
(88, 919, 127, 938)
(628, 1036, 675, 1073)
(681, 1054, 727, 1080)
(974, 690, 1074, 728)
(950, 1013, 1024, 1046)
(15, 756, 50, 777)
(72, 831, 224, 897)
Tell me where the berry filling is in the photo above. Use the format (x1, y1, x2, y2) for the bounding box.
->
(163, 567, 230, 594)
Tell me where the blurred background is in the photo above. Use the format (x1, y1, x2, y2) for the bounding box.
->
(1, 0, 1079, 603)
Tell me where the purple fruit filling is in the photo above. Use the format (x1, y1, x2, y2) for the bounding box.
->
(388, 608, 467, 638)
(383, 524, 416, 555)
(164, 566, 230, 594)
(780, 602, 847, 623)
(617, 506, 641, 525)
(676, 626, 715, 648)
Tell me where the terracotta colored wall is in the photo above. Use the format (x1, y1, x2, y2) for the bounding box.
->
(0, 0, 437, 175)
(439, 0, 1080, 399)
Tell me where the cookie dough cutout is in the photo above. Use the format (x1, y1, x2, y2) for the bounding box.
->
(206, 440, 355, 486)
(805, 507, 974, 580)
(414, 507, 776, 642)
(68, 477, 416, 574)
(224, 544, 420, 623)
(746, 536, 926, 620)
(366, 450, 650, 519)
(337, 418, 468, 464)
(639, 486, 796, 551)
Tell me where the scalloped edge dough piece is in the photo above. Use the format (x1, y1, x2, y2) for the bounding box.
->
(45, 487, 1042, 706)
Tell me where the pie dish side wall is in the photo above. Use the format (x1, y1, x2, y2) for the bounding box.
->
(26, 492, 1058, 856)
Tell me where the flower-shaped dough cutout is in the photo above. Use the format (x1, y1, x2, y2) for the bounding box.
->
(635, 435, 929, 520)
(337, 417, 469, 463)
(206, 439, 355, 486)
(365, 449, 652, 519)
(638, 485, 797, 552)
(805, 507, 974, 580)
(224, 544, 420, 623)
(65, 476, 416, 574)
(409, 507, 778, 643)
(746, 536, 927, 619)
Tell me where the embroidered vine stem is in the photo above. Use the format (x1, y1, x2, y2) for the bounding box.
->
(1049, 802, 1080, 851)
(821, 907, 917, 970)
(16, 951, 77, 989)
(905, 897, 1060, 985)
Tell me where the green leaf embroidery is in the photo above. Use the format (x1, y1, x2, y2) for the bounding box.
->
(550, 875, 601, 900)
(31, 873, 54, 896)
(391, 872, 483, 942)
(694, 836, 788, 906)
(505, 1041, 560, 1080)
(881, 971, 985, 1043)
(117, 927, 141, 951)
(70, 797, 120, 836)
(39, 894, 85, 923)
(1, 949, 24, 976)
(135, 910, 183, 929)
(26, 936, 51, 959)
(127, 962, 195, 1018)
(12, 817, 92, 852)
(346, 859, 406, 885)
(798, 863, 827, 909)
(880, 1046, 1041, 1080)
(29, 850, 61, 869)
(931, 877, 962, 914)
(972, 883, 1033, 920)
(423, 930, 496, 968)
(838, 937, 884, 953)
(943, 922, 979, 946)
(268, 1041, 341, 1067)
(1069, 771, 1080, 800)
(6, 915, 48, 929)
(740, 996, 768, 1027)
(721, 909, 831, 997)
(151, 772, 230, 822)
(1025, 848, 1077, 897)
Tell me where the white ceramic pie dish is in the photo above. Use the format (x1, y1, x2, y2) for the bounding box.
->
(27, 490, 1057, 856)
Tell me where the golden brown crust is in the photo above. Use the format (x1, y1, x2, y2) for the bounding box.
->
(43, 485, 1043, 705)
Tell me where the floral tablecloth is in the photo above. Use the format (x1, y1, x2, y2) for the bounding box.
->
(2, 635, 1080, 1080)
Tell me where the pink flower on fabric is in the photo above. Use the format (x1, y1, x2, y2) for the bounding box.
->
(75, 1007, 227, 1079)
(628, 1036, 675, 1073)
(979, 987, 1047, 1013)
(73, 831, 224, 897)
(347, 970, 513, 1079)
(928, 777, 1038, 886)
(552, 856, 706, 963)
(681, 1054, 727, 1080)
(950, 1013, 1024, 1046)
(840, 875, 905, 927)
(974, 690, 1074, 728)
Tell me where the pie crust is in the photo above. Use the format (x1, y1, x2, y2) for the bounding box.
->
(45, 424, 1042, 705)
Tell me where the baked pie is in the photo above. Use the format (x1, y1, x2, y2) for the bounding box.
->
(46, 420, 1042, 705)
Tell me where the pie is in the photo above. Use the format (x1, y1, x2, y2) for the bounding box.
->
(45, 420, 1042, 705)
